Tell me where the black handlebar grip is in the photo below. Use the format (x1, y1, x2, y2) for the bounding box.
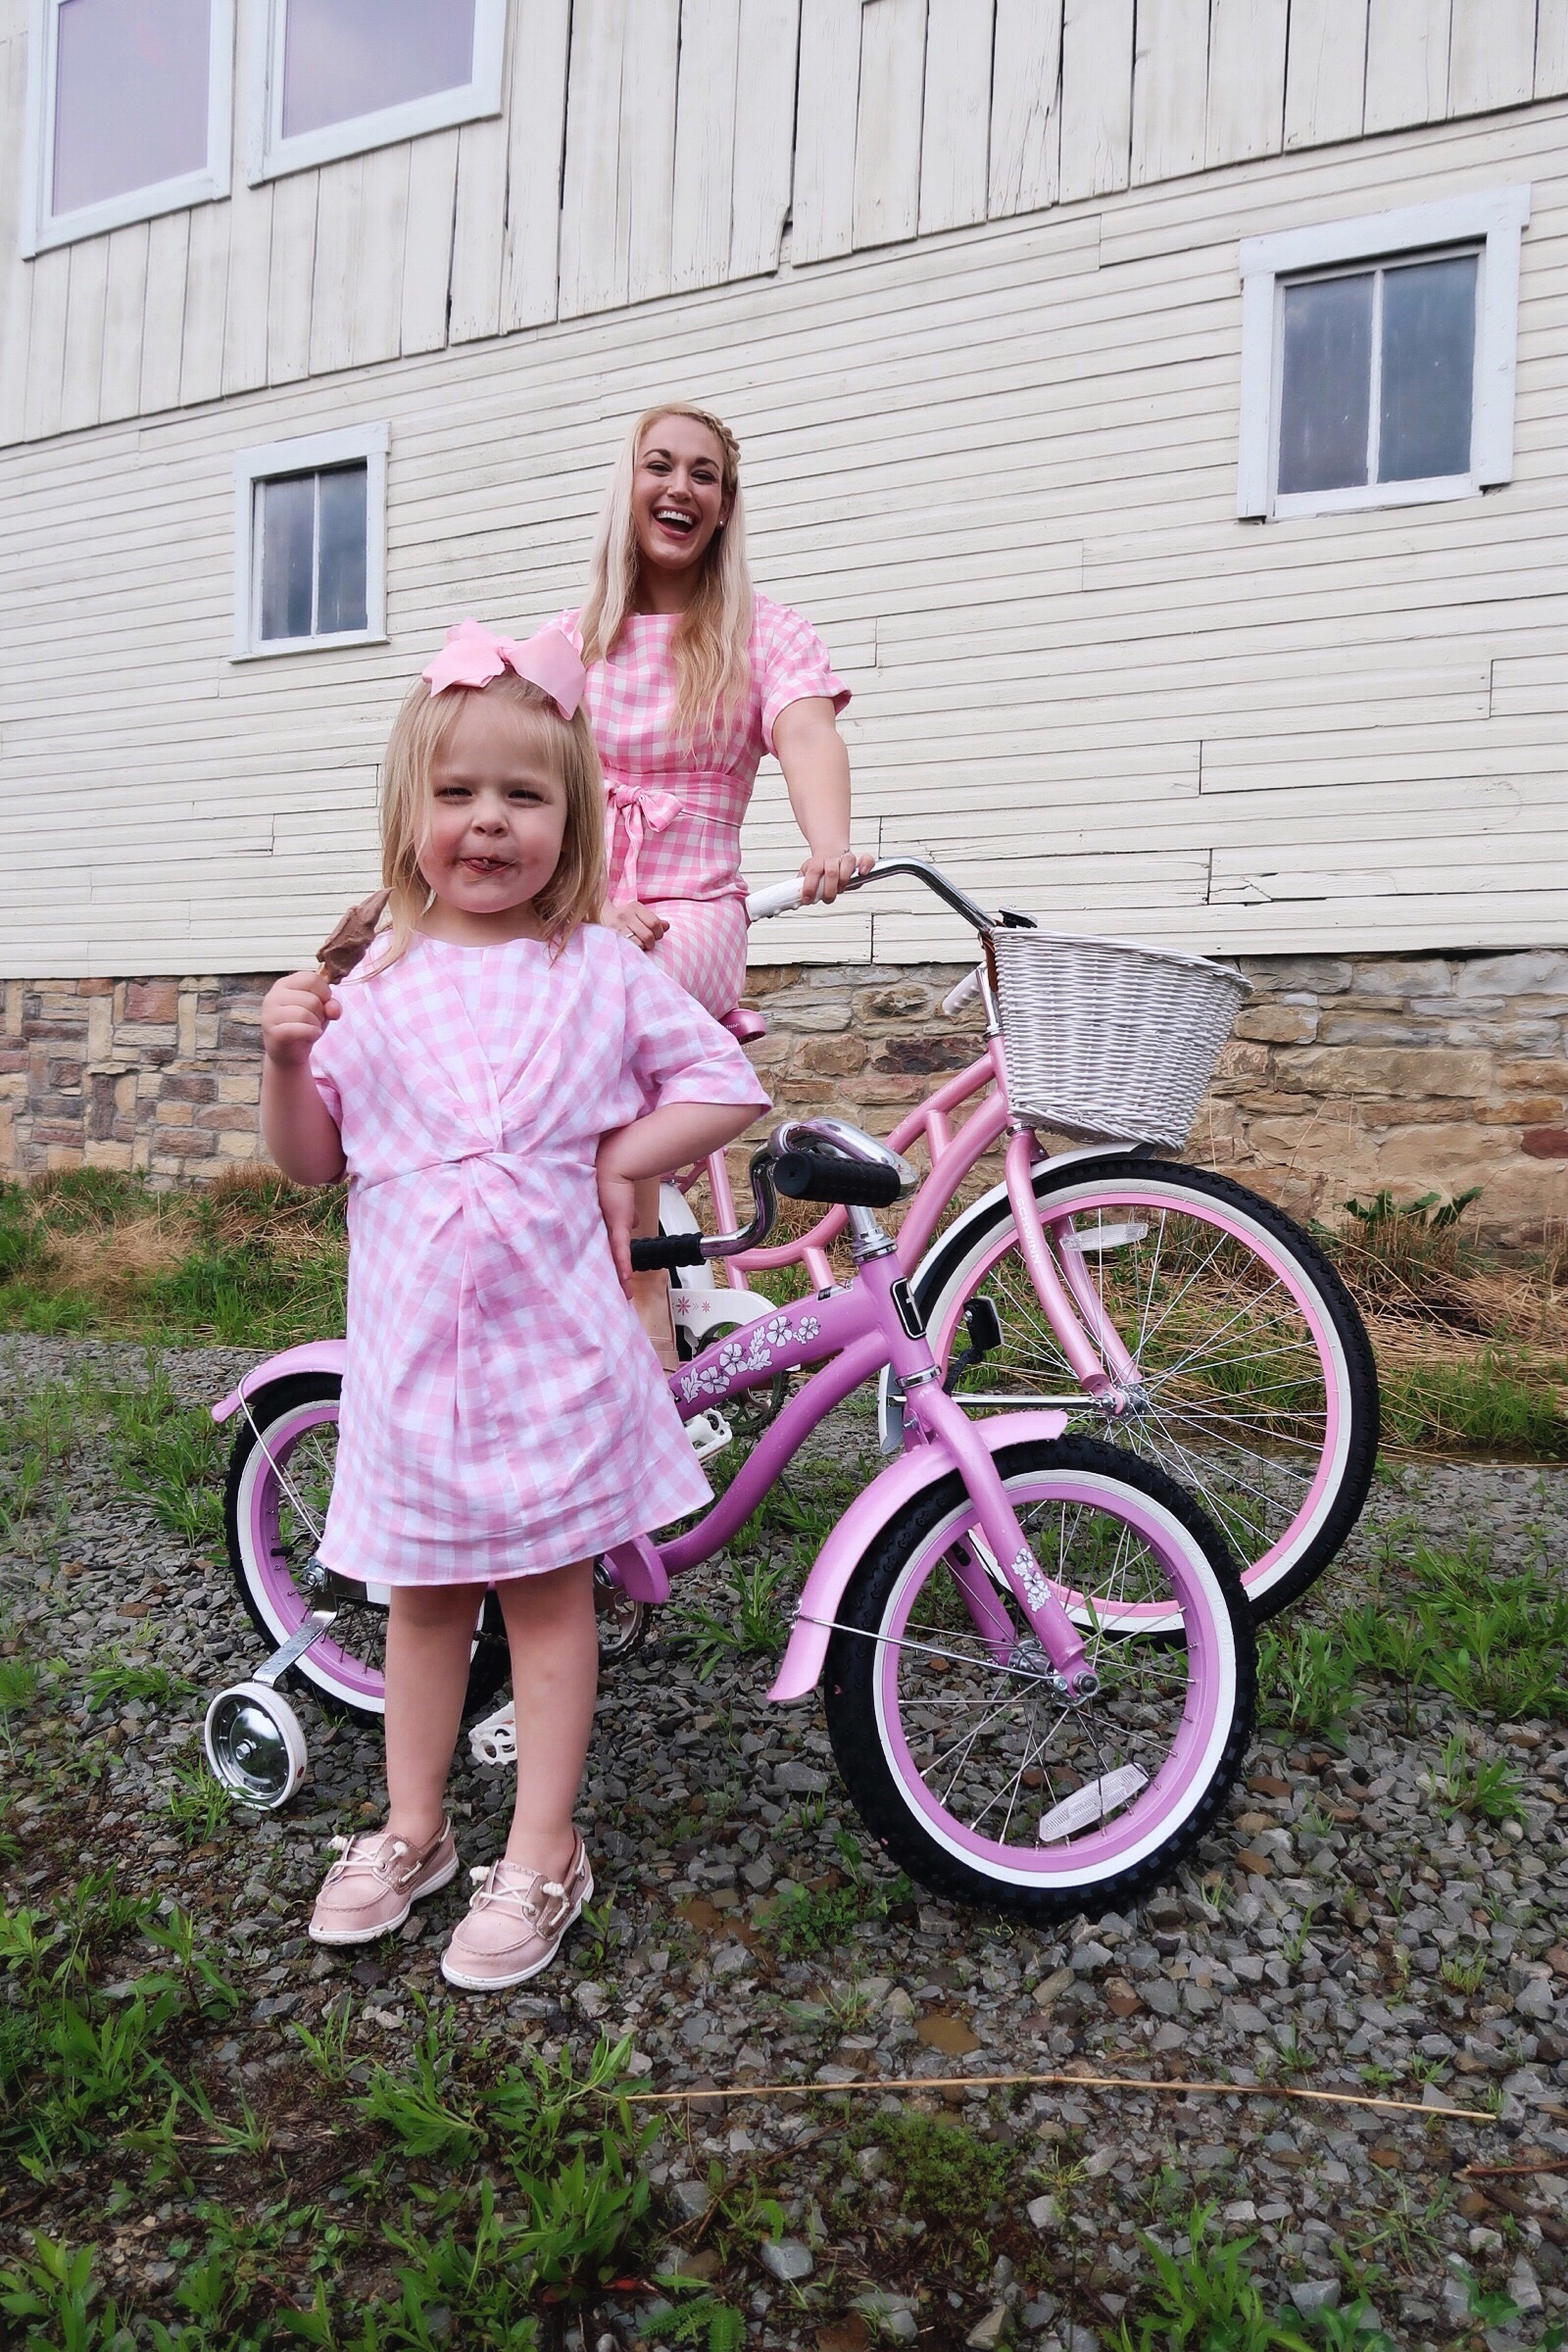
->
(771, 1150, 904, 1209)
(628, 1235, 707, 1274)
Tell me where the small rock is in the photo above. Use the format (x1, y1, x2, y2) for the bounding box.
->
(776, 1761, 829, 1795)
(1026, 2193, 1061, 2230)
(854, 2291, 917, 2343)
(1515, 1977, 1556, 2021)
(966, 2304, 1008, 2350)
(669, 2179, 710, 2223)
(1289, 2281, 1340, 2317)
(760, 2237, 813, 2283)
(1032, 1968, 1074, 2009)
(1508, 2262, 1544, 2317)
(1226, 1999, 1272, 2035)
(883, 1985, 916, 2020)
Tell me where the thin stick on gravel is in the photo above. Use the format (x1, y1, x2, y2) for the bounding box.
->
(1459, 2153, 1568, 2179)
(616, 2068, 1496, 2124)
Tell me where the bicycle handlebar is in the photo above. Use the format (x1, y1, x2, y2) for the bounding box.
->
(743, 856, 997, 933)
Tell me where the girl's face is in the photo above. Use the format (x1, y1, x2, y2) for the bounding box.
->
(417, 692, 568, 941)
(631, 416, 731, 581)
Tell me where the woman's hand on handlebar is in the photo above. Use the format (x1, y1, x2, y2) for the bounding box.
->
(798, 848, 876, 906)
(600, 899, 669, 952)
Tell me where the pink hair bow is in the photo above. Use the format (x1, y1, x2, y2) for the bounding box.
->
(422, 617, 586, 719)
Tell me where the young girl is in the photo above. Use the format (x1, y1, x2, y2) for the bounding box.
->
(259, 619, 767, 1990)
(563, 402, 873, 1357)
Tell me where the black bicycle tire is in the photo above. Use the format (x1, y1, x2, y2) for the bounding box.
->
(822, 1433, 1257, 1924)
(907, 1156, 1380, 1624)
(221, 1373, 511, 1721)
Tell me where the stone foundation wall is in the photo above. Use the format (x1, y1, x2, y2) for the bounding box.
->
(5, 951, 1568, 1234)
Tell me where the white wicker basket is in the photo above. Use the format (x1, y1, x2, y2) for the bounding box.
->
(989, 928, 1250, 1150)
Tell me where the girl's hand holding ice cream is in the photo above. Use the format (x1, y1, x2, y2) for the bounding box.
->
(261, 968, 340, 1067)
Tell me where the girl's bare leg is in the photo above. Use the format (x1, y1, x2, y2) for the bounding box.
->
(627, 1171, 678, 1369)
(496, 1560, 598, 1880)
(383, 1585, 486, 1845)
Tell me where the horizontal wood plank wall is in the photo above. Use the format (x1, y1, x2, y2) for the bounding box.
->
(1, 103, 1565, 974)
(9, 0, 1568, 446)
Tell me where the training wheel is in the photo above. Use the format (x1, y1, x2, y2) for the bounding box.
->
(204, 1681, 308, 1809)
(594, 1562, 648, 1663)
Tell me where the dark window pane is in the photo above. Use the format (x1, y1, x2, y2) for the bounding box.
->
(53, 0, 211, 216)
(1278, 272, 1374, 496)
(281, 0, 477, 138)
(1378, 253, 1477, 483)
(317, 466, 368, 634)
(259, 475, 316, 641)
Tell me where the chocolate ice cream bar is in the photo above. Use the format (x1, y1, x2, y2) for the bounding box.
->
(317, 889, 390, 981)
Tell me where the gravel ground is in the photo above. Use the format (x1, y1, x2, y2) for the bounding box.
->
(3, 1331, 1567, 2350)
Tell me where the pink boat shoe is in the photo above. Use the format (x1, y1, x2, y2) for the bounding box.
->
(308, 1818, 459, 1945)
(440, 1837, 594, 1990)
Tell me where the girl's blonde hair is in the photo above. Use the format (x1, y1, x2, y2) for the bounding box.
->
(376, 670, 606, 965)
(577, 403, 754, 742)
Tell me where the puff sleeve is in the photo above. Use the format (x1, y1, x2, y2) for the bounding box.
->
(758, 600, 851, 755)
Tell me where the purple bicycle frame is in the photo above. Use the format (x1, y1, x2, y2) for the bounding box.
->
(609, 1234, 1094, 1693)
(702, 1035, 1137, 1400)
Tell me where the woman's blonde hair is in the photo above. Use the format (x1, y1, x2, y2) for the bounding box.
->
(375, 670, 606, 966)
(577, 403, 754, 743)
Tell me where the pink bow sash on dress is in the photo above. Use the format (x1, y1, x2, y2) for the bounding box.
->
(607, 778, 683, 905)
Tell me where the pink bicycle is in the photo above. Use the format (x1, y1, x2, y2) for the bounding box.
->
(205, 1113, 1254, 1921)
(670, 858, 1377, 1629)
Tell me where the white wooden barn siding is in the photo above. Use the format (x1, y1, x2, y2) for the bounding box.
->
(4, 0, 1568, 449)
(1, 94, 1565, 977)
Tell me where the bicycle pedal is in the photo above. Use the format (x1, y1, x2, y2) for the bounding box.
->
(686, 1408, 733, 1464)
(467, 1700, 516, 1768)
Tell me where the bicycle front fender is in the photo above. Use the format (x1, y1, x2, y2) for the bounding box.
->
(212, 1340, 347, 1424)
(766, 1407, 1067, 1704)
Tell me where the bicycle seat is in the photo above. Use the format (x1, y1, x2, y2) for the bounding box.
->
(721, 1004, 767, 1044)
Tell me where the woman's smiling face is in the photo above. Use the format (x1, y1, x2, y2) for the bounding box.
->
(630, 415, 730, 582)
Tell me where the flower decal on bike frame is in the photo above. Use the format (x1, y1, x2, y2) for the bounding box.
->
(681, 1307, 825, 1403)
(1012, 1547, 1051, 1614)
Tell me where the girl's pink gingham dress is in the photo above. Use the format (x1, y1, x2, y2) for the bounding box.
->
(308, 926, 769, 1587)
(561, 594, 849, 1016)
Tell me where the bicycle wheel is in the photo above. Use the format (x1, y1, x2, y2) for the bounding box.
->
(822, 1436, 1254, 1922)
(890, 1158, 1378, 1624)
(223, 1374, 510, 1719)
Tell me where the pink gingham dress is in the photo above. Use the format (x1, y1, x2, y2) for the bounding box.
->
(561, 594, 850, 1017)
(308, 925, 769, 1586)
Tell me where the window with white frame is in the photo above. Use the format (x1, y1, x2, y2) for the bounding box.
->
(233, 425, 387, 660)
(21, 0, 233, 254)
(249, 0, 506, 182)
(1238, 187, 1530, 520)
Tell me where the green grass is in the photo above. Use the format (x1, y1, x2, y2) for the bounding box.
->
(1381, 1353, 1568, 1458)
(0, 1169, 347, 1345)
(875, 2110, 1017, 2236)
(103, 1362, 229, 1549)
(1258, 1531, 1568, 1736)
(667, 1556, 791, 1677)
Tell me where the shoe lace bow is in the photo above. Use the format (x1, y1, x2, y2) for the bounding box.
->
(468, 1860, 570, 1932)
(324, 1830, 409, 1886)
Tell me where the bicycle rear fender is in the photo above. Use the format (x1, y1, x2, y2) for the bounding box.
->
(767, 1407, 1067, 1704)
(212, 1341, 347, 1424)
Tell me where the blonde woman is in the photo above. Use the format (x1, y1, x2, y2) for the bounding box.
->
(561, 403, 871, 1352)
